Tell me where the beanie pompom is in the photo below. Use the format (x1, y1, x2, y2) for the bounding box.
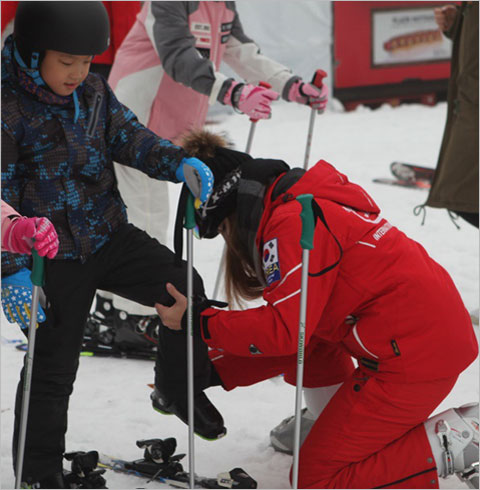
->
(181, 130, 232, 160)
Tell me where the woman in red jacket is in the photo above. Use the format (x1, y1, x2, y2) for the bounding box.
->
(156, 131, 479, 489)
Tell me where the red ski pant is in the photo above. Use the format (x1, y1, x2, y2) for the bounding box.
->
(211, 340, 356, 390)
(211, 348, 457, 489)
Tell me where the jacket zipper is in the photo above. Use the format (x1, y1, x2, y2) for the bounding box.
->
(86, 93, 103, 137)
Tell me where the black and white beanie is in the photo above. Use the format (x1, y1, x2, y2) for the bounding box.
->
(175, 130, 289, 270)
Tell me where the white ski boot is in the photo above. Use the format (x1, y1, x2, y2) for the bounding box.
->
(270, 408, 316, 455)
(425, 402, 479, 488)
(470, 308, 479, 326)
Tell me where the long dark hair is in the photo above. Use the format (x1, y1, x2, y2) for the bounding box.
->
(222, 213, 264, 307)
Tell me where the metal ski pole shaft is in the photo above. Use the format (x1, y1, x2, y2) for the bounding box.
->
(244, 112, 259, 156)
(303, 69, 327, 170)
(212, 81, 272, 300)
(292, 194, 315, 490)
(185, 193, 196, 488)
(15, 250, 45, 489)
(245, 81, 272, 155)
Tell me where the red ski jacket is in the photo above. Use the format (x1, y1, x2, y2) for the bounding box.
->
(201, 160, 478, 383)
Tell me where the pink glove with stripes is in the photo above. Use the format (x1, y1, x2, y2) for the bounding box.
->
(3, 216, 59, 258)
(288, 80, 329, 113)
(223, 81, 279, 120)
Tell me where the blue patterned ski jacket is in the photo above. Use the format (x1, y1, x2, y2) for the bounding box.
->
(1, 35, 187, 277)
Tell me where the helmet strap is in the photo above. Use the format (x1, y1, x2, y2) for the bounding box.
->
(29, 52, 45, 86)
(13, 42, 45, 86)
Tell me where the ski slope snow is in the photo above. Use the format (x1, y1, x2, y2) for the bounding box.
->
(1, 99, 478, 489)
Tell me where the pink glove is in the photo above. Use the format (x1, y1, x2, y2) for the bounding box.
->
(224, 81, 279, 120)
(288, 79, 329, 113)
(3, 216, 59, 258)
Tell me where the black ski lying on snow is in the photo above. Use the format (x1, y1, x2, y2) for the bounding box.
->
(98, 455, 257, 489)
(98, 438, 257, 489)
(373, 162, 435, 190)
(372, 177, 431, 190)
(390, 162, 435, 184)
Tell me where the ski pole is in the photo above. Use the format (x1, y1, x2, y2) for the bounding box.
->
(292, 194, 315, 490)
(303, 70, 327, 170)
(212, 81, 272, 300)
(15, 249, 45, 489)
(184, 193, 196, 489)
(244, 81, 271, 154)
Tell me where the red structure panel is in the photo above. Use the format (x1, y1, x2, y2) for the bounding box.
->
(333, 1, 457, 108)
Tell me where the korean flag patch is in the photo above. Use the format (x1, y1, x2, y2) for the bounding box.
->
(263, 238, 281, 286)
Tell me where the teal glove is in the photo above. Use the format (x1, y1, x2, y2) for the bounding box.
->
(176, 157, 214, 204)
(1, 268, 46, 330)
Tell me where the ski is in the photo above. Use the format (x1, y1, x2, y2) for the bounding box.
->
(81, 341, 157, 360)
(98, 438, 257, 489)
(372, 177, 431, 190)
(63, 450, 108, 488)
(390, 162, 435, 184)
(98, 455, 257, 489)
(14, 342, 156, 360)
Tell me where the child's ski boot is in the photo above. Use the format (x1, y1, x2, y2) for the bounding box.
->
(151, 387, 227, 441)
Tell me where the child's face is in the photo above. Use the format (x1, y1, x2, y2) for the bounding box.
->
(40, 50, 93, 96)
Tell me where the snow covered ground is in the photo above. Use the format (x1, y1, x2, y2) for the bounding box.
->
(1, 99, 478, 489)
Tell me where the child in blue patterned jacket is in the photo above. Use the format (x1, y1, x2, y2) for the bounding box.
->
(1, 2, 223, 487)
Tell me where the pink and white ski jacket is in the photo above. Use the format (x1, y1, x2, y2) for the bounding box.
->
(1, 200, 20, 252)
(108, 1, 296, 141)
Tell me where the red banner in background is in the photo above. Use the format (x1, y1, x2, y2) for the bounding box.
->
(333, 1, 459, 109)
(1, 1, 19, 33)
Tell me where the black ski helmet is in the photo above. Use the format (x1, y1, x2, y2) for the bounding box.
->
(14, 1, 110, 65)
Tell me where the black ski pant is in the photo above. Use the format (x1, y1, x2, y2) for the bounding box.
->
(13, 223, 212, 482)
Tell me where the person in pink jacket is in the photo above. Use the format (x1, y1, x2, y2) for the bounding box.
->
(97, 1, 328, 346)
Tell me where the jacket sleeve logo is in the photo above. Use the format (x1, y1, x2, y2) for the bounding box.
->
(263, 238, 281, 286)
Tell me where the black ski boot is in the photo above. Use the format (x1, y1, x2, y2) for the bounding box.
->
(114, 309, 159, 351)
(23, 451, 107, 489)
(83, 297, 160, 359)
(151, 387, 227, 441)
(124, 438, 185, 479)
(33, 472, 67, 488)
(84, 294, 115, 347)
(63, 451, 107, 488)
(86, 295, 115, 329)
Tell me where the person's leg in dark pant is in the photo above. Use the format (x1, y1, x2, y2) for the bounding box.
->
(96, 224, 214, 400)
(95, 225, 225, 440)
(13, 258, 99, 483)
(12, 223, 221, 484)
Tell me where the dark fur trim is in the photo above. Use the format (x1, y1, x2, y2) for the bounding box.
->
(180, 130, 232, 159)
